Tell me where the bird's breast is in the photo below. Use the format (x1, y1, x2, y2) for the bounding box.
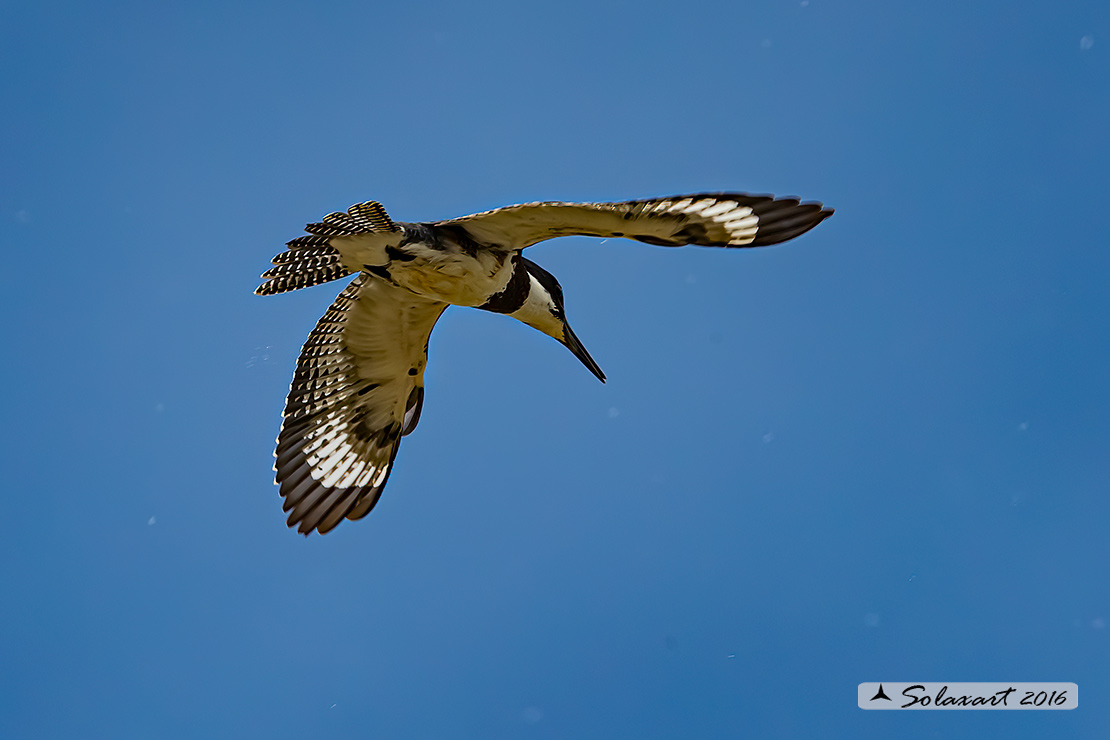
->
(388, 244, 512, 307)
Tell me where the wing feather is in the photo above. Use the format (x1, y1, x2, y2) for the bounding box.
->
(274, 274, 447, 535)
(439, 192, 833, 251)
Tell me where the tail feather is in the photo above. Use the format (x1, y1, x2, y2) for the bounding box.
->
(255, 241, 353, 295)
(256, 200, 397, 296)
(255, 257, 353, 295)
(269, 244, 337, 266)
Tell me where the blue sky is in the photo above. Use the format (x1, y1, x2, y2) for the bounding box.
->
(1, 0, 1107, 737)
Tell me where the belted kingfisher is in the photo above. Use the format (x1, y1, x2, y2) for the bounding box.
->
(258, 193, 833, 534)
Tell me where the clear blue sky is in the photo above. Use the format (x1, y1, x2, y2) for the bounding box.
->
(2, 1, 1107, 737)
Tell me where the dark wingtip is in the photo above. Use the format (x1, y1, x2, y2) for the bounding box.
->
(749, 199, 835, 247)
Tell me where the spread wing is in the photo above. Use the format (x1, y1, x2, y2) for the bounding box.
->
(439, 192, 833, 251)
(274, 274, 447, 535)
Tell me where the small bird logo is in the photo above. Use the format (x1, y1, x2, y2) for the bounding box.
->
(258, 193, 833, 534)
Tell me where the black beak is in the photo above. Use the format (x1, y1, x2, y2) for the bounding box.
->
(561, 322, 606, 383)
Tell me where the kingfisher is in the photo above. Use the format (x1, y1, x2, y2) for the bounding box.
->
(258, 193, 833, 534)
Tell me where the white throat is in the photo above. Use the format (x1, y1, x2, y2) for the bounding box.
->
(510, 274, 563, 340)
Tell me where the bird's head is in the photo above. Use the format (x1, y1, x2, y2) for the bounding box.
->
(511, 259, 606, 383)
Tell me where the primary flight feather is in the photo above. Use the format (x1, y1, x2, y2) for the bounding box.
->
(258, 193, 833, 534)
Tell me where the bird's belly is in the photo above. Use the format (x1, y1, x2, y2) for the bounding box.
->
(390, 252, 510, 306)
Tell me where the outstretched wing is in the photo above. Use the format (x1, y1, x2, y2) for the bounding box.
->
(439, 193, 833, 251)
(275, 274, 447, 535)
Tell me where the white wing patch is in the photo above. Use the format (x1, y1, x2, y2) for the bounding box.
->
(652, 197, 759, 245)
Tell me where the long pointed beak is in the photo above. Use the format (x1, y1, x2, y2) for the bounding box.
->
(561, 322, 606, 383)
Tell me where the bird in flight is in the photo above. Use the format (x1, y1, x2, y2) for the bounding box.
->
(258, 193, 833, 535)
